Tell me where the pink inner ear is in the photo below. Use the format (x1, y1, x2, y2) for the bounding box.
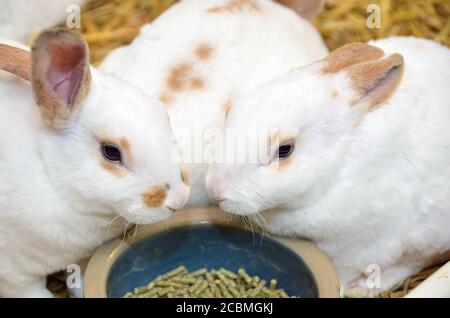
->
(46, 42, 85, 107)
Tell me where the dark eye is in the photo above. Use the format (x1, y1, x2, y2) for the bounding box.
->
(276, 142, 295, 160)
(101, 143, 122, 163)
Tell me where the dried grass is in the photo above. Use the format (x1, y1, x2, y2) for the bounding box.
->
(75, 0, 179, 64)
(314, 0, 450, 51)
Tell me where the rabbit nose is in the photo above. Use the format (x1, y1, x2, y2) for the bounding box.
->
(165, 183, 189, 211)
(206, 176, 226, 202)
(210, 187, 225, 202)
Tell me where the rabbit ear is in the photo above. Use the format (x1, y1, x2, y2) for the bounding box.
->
(323, 43, 404, 112)
(277, 0, 324, 19)
(0, 44, 30, 81)
(31, 28, 91, 127)
(345, 53, 404, 111)
(322, 43, 385, 74)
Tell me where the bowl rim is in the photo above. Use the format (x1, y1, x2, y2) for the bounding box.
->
(84, 207, 340, 298)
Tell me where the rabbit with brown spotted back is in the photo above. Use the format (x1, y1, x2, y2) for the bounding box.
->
(100, 0, 328, 206)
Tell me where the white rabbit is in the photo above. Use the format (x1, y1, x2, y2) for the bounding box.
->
(0, 29, 189, 297)
(205, 37, 450, 296)
(0, 0, 85, 43)
(100, 0, 328, 206)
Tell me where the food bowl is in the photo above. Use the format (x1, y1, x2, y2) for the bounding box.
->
(84, 207, 340, 298)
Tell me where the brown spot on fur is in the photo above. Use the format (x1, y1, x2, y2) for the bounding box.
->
(195, 44, 214, 61)
(119, 137, 130, 152)
(100, 160, 126, 177)
(190, 76, 205, 90)
(271, 156, 294, 171)
(161, 45, 213, 104)
(332, 89, 339, 98)
(0, 44, 30, 81)
(167, 62, 192, 91)
(181, 168, 190, 186)
(166, 62, 205, 92)
(321, 43, 385, 74)
(142, 186, 167, 208)
(159, 93, 173, 106)
(223, 98, 233, 118)
(207, 0, 262, 13)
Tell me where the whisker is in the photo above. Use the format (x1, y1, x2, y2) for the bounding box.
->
(106, 214, 122, 233)
(245, 215, 256, 243)
(117, 220, 132, 250)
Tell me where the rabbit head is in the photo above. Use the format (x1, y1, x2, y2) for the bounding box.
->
(22, 29, 189, 224)
(206, 43, 404, 216)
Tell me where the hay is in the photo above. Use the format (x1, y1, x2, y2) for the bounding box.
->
(314, 0, 450, 51)
(45, 0, 449, 298)
(76, 0, 450, 64)
(380, 265, 443, 298)
(76, 0, 179, 64)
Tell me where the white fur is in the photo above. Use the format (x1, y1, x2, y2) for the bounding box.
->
(100, 0, 328, 205)
(206, 37, 450, 296)
(0, 0, 85, 43)
(0, 40, 188, 297)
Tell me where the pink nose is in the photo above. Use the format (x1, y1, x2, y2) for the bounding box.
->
(165, 184, 190, 211)
(206, 178, 226, 202)
(210, 187, 224, 201)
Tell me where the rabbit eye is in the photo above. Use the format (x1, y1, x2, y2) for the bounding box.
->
(276, 142, 295, 160)
(101, 143, 122, 163)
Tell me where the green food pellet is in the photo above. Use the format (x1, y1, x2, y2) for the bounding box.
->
(123, 267, 296, 298)
(133, 286, 147, 294)
(270, 279, 278, 290)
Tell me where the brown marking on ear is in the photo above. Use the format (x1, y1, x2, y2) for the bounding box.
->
(0, 44, 30, 81)
(100, 160, 126, 177)
(347, 53, 404, 111)
(167, 62, 192, 91)
(181, 168, 190, 186)
(190, 76, 205, 90)
(142, 186, 167, 208)
(207, 0, 262, 13)
(31, 28, 91, 127)
(195, 44, 214, 61)
(223, 98, 233, 118)
(321, 43, 385, 74)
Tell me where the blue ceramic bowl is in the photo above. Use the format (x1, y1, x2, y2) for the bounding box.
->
(108, 224, 317, 298)
(84, 208, 340, 298)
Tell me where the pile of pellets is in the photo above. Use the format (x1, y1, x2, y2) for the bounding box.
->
(123, 266, 294, 298)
